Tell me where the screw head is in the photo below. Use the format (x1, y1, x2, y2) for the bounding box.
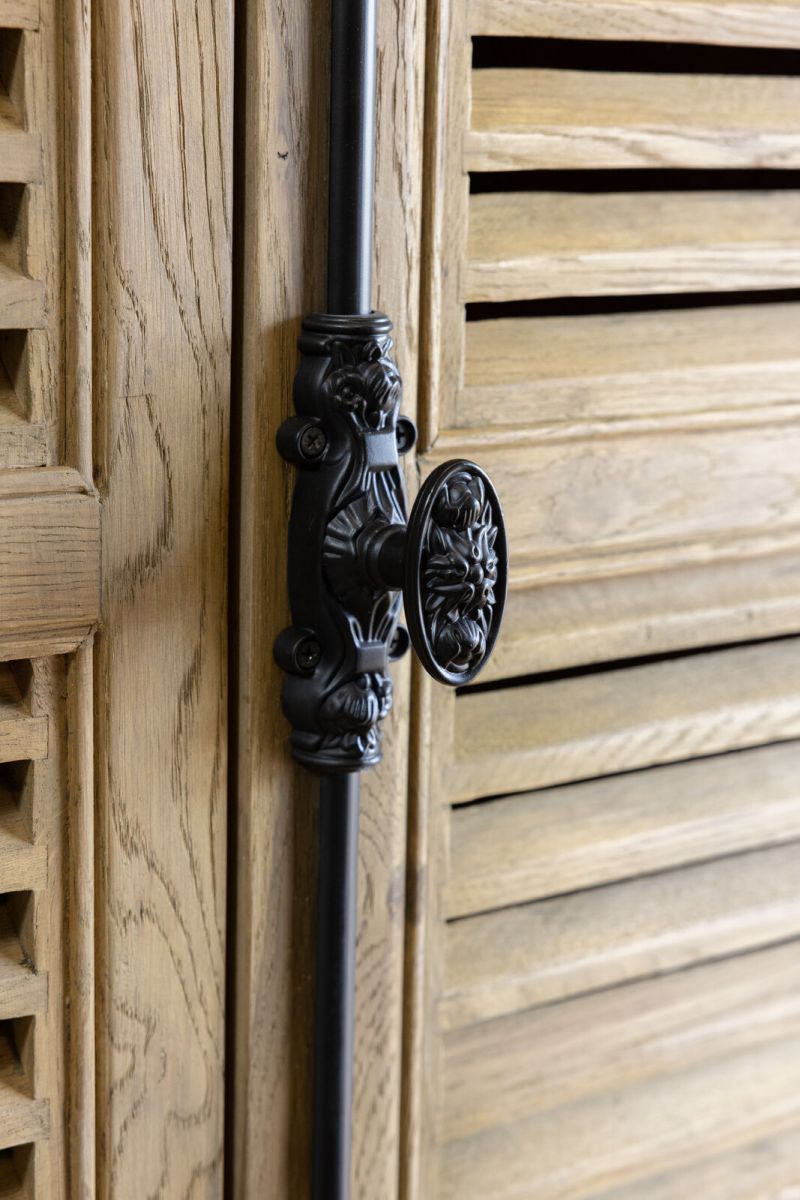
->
(295, 638, 322, 672)
(299, 424, 327, 460)
(389, 625, 410, 661)
(395, 417, 417, 455)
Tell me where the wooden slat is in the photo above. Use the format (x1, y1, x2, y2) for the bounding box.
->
(485, 550, 800, 681)
(0, 1030, 48, 1153)
(0, 90, 40, 185)
(0, 0, 38, 27)
(446, 742, 800, 917)
(441, 1037, 800, 1199)
(450, 639, 800, 803)
(0, 468, 100, 660)
(443, 842, 800, 1028)
(0, 260, 43, 333)
(599, 1126, 800, 1200)
(443, 940, 800, 1141)
(0, 375, 46, 470)
(460, 303, 800, 429)
(429, 414, 800, 588)
(467, 69, 800, 171)
(0, 908, 45, 1022)
(0, 669, 45, 766)
(0, 789, 44, 896)
(466, 191, 800, 302)
(468, 0, 800, 47)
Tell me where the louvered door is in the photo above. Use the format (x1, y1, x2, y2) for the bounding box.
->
(0, 0, 99, 1194)
(404, 4, 800, 1197)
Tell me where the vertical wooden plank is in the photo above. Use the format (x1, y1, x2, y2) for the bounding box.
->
(93, 0, 232, 1195)
(232, 0, 326, 1191)
(232, 0, 425, 1196)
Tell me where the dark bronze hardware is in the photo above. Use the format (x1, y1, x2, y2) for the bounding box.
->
(272, 0, 507, 1194)
(276, 317, 507, 771)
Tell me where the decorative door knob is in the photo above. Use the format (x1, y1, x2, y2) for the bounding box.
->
(275, 312, 507, 772)
(362, 460, 507, 686)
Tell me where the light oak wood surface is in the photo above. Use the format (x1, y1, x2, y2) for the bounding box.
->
(0, 1, 37, 26)
(486, 550, 800, 679)
(429, 417, 800, 588)
(441, 1037, 800, 1199)
(0, 905, 46, 1021)
(0, 260, 43, 331)
(468, 0, 800, 45)
(446, 741, 800, 917)
(93, 0, 232, 1193)
(598, 1126, 800, 1199)
(0, 668, 46, 764)
(0, 471, 100, 657)
(0, 87, 40, 183)
(450, 638, 800, 801)
(466, 190, 800, 302)
(0, 1032, 48, 1154)
(443, 842, 800, 1028)
(467, 69, 800, 170)
(443, 940, 800, 1142)
(0, 786, 45, 894)
(461, 303, 800, 428)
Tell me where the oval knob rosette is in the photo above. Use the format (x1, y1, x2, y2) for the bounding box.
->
(403, 460, 507, 686)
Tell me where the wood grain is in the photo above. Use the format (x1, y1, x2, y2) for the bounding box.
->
(0, 905, 46, 1021)
(450, 639, 800, 801)
(441, 1037, 800, 1199)
(466, 190, 800, 302)
(0, 1030, 48, 1152)
(232, 0, 424, 1196)
(0, 668, 46, 764)
(443, 940, 800, 1141)
(428, 416, 800, 588)
(443, 842, 800, 1027)
(93, 0, 232, 1194)
(484, 550, 800, 680)
(0, 89, 40, 183)
(446, 741, 800, 917)
(468, 0, 800, 44)
(0, 477, 100, 656)
(461, 303, 800, 429)
(0, 261, 43, 331)
(599, 1126, 800, 1200)
(467, 69, 800, 171)
(0, 785, 45, 894)
(0, 1, 38, 27)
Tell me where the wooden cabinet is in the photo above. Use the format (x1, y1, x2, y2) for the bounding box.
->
(3, 0, 800, 1196)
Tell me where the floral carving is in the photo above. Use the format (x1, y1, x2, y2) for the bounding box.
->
(319, 672, 393, 759)
(422, 469, 500, 678)
(323, 337, 401, 431)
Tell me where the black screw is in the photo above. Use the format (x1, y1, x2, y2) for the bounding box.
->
(389, 625, 410, 661)
(395, 417, 417, 455)
(295, 638, 322, 672)
(299, 424, 327, 460)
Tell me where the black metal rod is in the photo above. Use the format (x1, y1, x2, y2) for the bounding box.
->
(327, 0, 377, 314)
(312, 773, 361, 1200)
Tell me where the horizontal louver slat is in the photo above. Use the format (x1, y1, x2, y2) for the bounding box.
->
(468, 0, 800, 48)
(467, 69, 800, 171)
(443, 842, 800, 1028)
(450, 639, 800, 801)
(461, 303, 800, 428)
(441, 1036, 800, 1199)
(443, 941, 800, 1141)
(446, 741, 800, 917)
(466, 191, 800, 302)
